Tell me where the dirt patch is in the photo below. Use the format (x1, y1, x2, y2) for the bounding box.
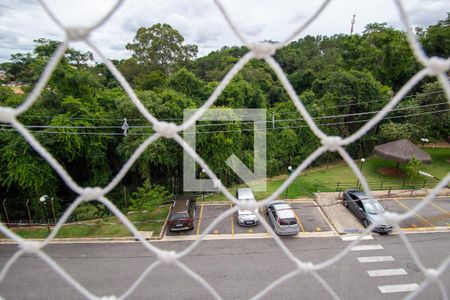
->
(377, 167, 407, 177)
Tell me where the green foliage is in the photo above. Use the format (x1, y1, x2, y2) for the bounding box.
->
(1, 16, 449, 222)
(405, 158, 424, 179)
(73, 202, 107, 221)
(129, 179, 171, 211)
(135, 70, 167, 90)
(421, 13, 450, 57)
(125, 23, 198, 74)
(379, 122, 418, 142)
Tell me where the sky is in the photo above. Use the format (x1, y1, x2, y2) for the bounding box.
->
(0, 0, 448, 62)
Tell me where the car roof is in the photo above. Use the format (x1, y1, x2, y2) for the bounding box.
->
(271, 202, 296, 218)
(361, 198, 380, 204)
(348, 190, 368, 199)
(237, 188, 255, 200)
(172, 198, 190, 213)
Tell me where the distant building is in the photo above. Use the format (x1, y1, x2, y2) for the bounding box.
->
(0, 70, 5, 81)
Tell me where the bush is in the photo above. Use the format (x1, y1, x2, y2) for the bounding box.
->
(405, 157, 423, 179)
(129, 179, 171, 212)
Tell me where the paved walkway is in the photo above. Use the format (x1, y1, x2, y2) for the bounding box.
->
(315, 192, 363, 234)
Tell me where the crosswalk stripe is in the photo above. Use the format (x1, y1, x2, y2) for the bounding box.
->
(358, 256, 395, 263)
(341, 235, 374, 241)
(378, 284, 419, 293)
(367, 268, 407, 277)
(350, 244, 383, 251)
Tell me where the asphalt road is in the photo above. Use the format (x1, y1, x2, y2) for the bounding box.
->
(0, 233, 449, 300)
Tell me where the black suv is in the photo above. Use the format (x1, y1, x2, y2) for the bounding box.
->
(168, 197, 196, 231)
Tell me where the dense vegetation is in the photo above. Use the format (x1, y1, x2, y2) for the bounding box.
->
(0, 15, 449, 221)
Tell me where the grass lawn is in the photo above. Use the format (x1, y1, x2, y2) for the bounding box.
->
(6, 205, 170, 239)
(205, 148, 449, 201)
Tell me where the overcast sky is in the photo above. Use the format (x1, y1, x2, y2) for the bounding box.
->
(0, 0, 448, 62)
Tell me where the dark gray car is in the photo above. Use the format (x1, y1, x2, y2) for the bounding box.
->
(343, 189, 393, 234)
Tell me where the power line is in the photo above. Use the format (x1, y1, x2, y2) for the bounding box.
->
(3, 101, 447, 130)
(1, 108, 447, 136)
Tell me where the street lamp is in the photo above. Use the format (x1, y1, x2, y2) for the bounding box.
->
(285, 166, 293, 199)
(356, 158, 365, 188)
(420, 138, 429, 148)
(39, 195, 50, 233)
(419, 170, 440, 181)
(359, 158, 366, 171)
(201, 169, 206, 202)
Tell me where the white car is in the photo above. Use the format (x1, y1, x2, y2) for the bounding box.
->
(236, 188, 259, 226)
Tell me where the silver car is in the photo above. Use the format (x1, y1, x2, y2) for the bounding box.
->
(236, 188, 259, 226)
(266, 201, 299, 236)
(343, 189, 393, 234)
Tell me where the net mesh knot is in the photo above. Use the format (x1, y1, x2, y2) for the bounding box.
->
(251, 42, 277, 59)
(66, 26, 90, 41)
(81, 187, 104, 201)
(0, 107, 16, 123)
(237, 198, 258, 212)
(382, 211, 401, 224)
(20, 241, 42, 254)
(321, 136, 343, 152)
(426, 56, 450, 76)
(296, 261, 314, 274)
(425, 268, 439, 281)
(153, 121, 179, 138)
(158, 250, 177, 264)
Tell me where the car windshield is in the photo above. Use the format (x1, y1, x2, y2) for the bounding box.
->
(363, 202, 384, 215)
(171, 212, 188, 220)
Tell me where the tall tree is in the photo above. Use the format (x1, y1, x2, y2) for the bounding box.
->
(126, 23, 198, 74)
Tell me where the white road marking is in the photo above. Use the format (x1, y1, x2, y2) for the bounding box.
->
(378, 284, 419, 293)
(368, 268, 407, 277)
(341, 235, 374, 241)
(350, 244, 384, 251)
(358, 256, 395, 263)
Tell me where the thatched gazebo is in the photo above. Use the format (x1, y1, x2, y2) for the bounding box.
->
(373, 139, 432, 173)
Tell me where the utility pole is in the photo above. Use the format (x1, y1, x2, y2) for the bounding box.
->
(350, 14, 356, 35)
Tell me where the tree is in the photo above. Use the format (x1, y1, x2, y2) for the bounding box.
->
(129, 179, 171, 211)
(126, 23, 198, 74)
(405, 157, 423, 179)
(167, 68, 205, 101)
(421, 13, 450, 58)
(135, 70, 167, 91)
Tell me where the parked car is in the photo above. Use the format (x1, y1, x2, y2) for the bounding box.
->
(266, 200, 299, 236)
(168, 197, 196, 231)
(343, 189, 393, 234)
(235, 188, 259, 226)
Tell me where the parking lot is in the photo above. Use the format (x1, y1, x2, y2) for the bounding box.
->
(380, 197, 450, 228)
(164, 196, 450, 239)
(316, 192, 450, 234)
(165, 200, 333, 238)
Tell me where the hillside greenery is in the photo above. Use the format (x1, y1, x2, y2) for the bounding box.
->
(0, 15, 449, 222)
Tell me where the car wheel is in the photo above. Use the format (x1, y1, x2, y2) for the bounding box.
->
(343, 200, 348, 208)
(362, 219, 369, 228)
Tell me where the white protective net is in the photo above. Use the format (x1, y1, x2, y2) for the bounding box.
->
(0, 0, 449, 299)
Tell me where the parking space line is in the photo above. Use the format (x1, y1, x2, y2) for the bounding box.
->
(367, 268, 407, 277)
(428, 201, 450, 216)
(231, 204, 234, 238)
(196, 204, 204, 237)
(378, 283, 419, 293)
(341, 235, 373, 241)
(358, 256, 394, 263)
(292, 210, 305, 232)
(394, 199, 435, 227)
(351, 245, 384, 251)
